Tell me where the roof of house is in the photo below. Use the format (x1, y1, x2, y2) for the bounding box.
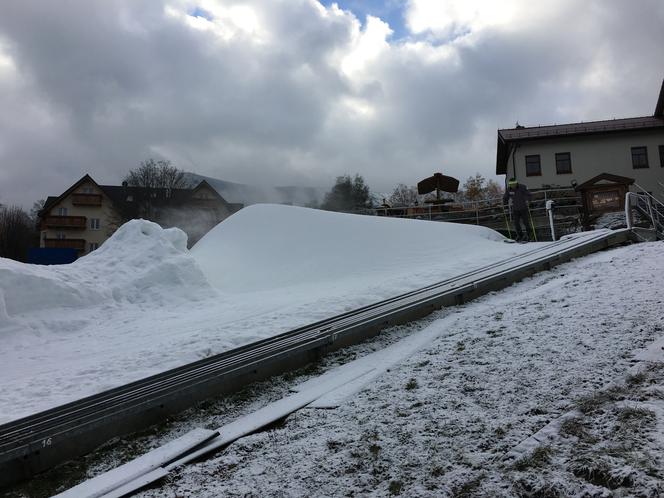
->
(496, 79, 664, 174)
(498, 115, 664, 142)
(656, 79, 664, 117)
(39, 174, 101, 216)
(40, 175, 243, 219)
(575, 173, 635, 191)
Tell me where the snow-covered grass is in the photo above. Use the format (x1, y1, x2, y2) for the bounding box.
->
(0, 205, 534, 423)
(120, 241, 662, 498)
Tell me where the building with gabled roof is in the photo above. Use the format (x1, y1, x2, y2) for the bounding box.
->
(38, 174, 242, 256)
(496, 79, 664, 210)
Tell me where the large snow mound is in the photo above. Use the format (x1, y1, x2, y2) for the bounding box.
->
(192, 204, 505, 292)
(0, 220, 213, 322)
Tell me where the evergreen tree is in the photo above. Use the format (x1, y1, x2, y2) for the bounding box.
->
(321, 174, 372, 211)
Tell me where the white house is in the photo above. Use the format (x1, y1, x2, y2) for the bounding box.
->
(496, 80, 664, 213)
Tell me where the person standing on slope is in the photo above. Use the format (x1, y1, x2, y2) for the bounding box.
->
(503, 178, 533, 242)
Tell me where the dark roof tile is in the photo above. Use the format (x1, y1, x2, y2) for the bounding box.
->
(499, 116, 664, 141)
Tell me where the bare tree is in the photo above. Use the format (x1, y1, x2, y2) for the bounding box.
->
(123, 159, 188, 190)
(0, 205, 36, 262)
(388, 184, 423, 207)
(29, 199, 45, 224)
(122, 159, 188, 219)
(457, 173, 503, 203)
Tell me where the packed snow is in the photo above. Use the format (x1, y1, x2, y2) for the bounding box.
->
(0, 204, 535, 423)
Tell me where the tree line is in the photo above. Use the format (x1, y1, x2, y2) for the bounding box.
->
(318, 172, 503, 212)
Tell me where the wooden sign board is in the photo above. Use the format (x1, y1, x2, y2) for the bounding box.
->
(417, 173, 459, 195)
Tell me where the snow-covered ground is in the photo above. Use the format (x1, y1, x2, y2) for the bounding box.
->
(0, 205, 535, 423)
(131, 241, 663, 498)
(4, 204, 663, 497)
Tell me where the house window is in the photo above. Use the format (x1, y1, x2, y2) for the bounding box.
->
(58, 207, 68, 216)
(525, 155, 541, 176)
(82, 186, 94, 194)
(90, 218, 101, 230)
(555, 152, 572, 174)
(659, 145, 664, 167)
(88, 242, 99, 252)
(55, 232, 66, 240)
(631, 146, 649, 169)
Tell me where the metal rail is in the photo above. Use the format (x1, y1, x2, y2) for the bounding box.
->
(0, 229, 633, 488)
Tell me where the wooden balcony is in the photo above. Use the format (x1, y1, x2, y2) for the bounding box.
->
(43, 216, 87, 229)
(44, 238, 86, 251)
(72, 193, 102, 206)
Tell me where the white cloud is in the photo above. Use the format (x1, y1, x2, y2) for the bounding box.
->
(340, 15, 392, 78)
(406, 0, 518, 38)
(0, 0, 662, 208)
(404, 0, 576, 42)
(0, 42, 17, 80)
(166, 0, 268, 43)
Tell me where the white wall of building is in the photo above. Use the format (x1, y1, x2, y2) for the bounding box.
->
(506, 129, 664, 200)
(41, 180, 118, 253)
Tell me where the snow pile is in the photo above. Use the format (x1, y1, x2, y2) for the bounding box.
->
(0, 220, 213, 325)
(192, 204, 505, 292)
(81, 220, 213, 305)
(592, 211, 627, 230)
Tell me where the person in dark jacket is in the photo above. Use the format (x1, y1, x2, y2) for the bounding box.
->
(503, 178, 533, 241)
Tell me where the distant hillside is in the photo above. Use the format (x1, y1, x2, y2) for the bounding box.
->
(183, 173, 325, 207)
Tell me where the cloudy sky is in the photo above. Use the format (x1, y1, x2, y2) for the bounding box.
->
(0, 0, 663, 207)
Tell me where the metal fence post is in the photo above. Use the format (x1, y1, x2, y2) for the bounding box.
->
(624, 192, 633, 229)
(546, 200, 556, 241)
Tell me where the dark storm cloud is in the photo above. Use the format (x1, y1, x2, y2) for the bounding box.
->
(0, 0, 662, 208)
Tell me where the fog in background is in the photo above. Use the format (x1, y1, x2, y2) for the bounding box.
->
(0, 0, 663, 208)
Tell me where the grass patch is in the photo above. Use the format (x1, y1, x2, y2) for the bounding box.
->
(626, 370, 648, 386)
(558, 416, 594, 442)
(615, 405, 656, 428)
(405, 378, 418, 390)
(431, 465, 445, 477)
(569, 457, 634, 489)
(388, 480, 403, 495)
(450, 473, 485, 497)
(574, 385, 627, 415)
(513, 446, 553, 471)
(369, 444, 381, 458)
(326, 439, 342, 451)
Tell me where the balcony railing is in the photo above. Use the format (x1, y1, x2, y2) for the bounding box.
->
(43, 216, 87, 229)
(72, 193, 102, 206)
(44, 238, 86, 251)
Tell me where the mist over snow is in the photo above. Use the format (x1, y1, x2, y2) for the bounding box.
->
(0, 206, 534, 422)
